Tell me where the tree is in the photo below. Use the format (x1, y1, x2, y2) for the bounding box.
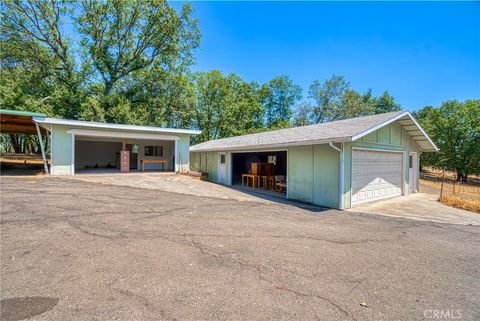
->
(292, 101, 313, 127)
(308, 74, 350, 123)
(374, 91, 401, 114)
(262, 75, 302, 128)
(1, 0, 85, 118)
(192, 70, 264, 143)
(1, 0, 79, 88)
(78, 0, 200, 96)
(298, 75, 403, 125)
(415, 100, 480, 181)
(340, 89, 375, 118)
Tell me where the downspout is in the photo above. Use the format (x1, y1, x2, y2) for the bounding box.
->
(35, 123, 49, 175)
(329, 142, 344, 210)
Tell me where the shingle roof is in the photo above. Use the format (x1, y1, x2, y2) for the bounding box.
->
(190, 111, 438, 152)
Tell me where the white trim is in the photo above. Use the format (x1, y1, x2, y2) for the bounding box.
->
(351, 147, 406, 208)
(50, 125, 54, 174)
(340, 142, 345, 209)
(218, 152, 226, 184)
(229, 148, 289, 154)
(174, 140, 179, 173)
(229, 149, 289, 197)
(34, 117, 201, 135)
(406, 114, 439, 151)
(351, 146, 406, 154)
(351, 111, 438, 152)
(286, 148, 289, 199)
(328, 142, 345, 210)
(351, 112, 409, 141)
(190, 138, 350, 153)
(408, 151, 418, 194)
(66, 129, 179, 141)
(71, 134, 75, 175)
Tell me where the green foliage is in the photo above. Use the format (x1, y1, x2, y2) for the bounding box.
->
(375, 91, 401, 114)
(415, 100, 480, 181)
(0, 0, 199, 124)
(78, 0, 200, 96)
(5, 0, 468, 169)
(340, 89, 374, 118)
(78, 96, 106, 122)
(294, 74, 403, 125)
(292, 101, 313, 127)
(308, 74, 350, 123)
(262, 75, 302, 128)
(192, 70, 264, 143)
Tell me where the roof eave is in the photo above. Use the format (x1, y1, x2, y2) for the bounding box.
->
(1, 109, 46, 118)
(190, 137, 352, 152)
(33, 117, 201, 136)
(351, 111, 438, 152)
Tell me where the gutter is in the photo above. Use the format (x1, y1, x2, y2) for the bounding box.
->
(329, 142, 345, 210)
(191, 137, 351, 153)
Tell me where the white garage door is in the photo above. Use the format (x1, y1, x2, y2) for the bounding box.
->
(351, 149, 403, 206)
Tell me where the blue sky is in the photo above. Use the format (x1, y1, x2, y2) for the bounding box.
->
(178, 1, 479, 111)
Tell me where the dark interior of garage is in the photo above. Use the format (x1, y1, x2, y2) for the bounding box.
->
(75, 141, 143, 171)
(231, 151, 287, 185)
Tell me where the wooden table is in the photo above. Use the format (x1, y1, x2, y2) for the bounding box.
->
(242, 174, 260, 189)
(141, 159, 168, 172)
(261, 175, 275, 190)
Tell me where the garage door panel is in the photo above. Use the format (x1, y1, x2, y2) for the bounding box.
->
(352, 150, 403, 206)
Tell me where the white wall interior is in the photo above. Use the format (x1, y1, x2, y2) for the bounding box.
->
(137, 140, 175, 171)
(75, 137, 176, 172)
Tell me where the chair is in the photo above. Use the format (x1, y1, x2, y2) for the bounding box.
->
(275, 175, 286, 192)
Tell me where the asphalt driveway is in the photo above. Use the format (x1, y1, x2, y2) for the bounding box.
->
(1, 176, 479, 321)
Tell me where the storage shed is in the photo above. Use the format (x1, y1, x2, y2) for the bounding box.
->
(190, 111, 438, 209)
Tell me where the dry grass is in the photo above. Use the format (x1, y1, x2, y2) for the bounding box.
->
(421, 168, 480, 213)
(439, 194, 480, 213)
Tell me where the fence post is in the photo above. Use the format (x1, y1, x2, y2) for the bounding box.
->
(453, 180, 456, 195)
(439, 169, 445, 199)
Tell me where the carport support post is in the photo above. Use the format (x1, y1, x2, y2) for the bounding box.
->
(35, 123, 49, 175)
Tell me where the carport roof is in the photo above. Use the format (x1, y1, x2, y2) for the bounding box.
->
(0, 109, 46, 134)
(190, 111, 438, 152)
(33, 117, 201, 135)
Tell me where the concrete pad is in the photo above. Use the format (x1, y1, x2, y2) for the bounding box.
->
(65, 172, 275, 204)
(350, 192, 480, 226)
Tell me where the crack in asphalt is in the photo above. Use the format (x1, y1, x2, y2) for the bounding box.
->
(181, 232, 408, 245)
(274, 284, 358, 321)
(105, 278, 175, 321)
(2, 177, 479, 321)
(182, 235, 358, 321)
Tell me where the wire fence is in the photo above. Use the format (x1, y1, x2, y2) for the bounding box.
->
(436, 171, 480, 213)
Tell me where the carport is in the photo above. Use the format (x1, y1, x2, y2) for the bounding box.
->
(0, 109, 50, 174)
(71, 130, 177, 174)
(30, 117, 200, 175)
